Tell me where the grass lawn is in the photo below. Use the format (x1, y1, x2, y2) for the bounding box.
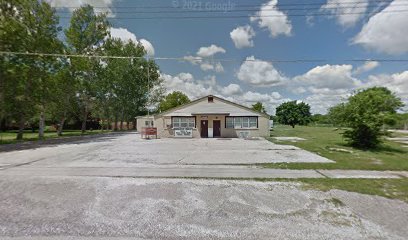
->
(298, 178, 408, 202)
(252, 178, 408, 203)
(265, 125, 408, 171)
(0, 130, 111, 144)
(263, 125, 408, 202)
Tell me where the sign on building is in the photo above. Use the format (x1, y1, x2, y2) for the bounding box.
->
(174, 128, 193, 138)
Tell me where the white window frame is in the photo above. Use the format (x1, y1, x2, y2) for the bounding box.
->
(226, 117, 258, 129)
(172, 117, 195, 129)
(226, 117, 234, 128)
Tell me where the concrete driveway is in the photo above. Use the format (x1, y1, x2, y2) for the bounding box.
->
(0, 132, 331, 169)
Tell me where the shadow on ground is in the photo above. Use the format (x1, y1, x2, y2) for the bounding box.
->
(0, 131, 134, 153)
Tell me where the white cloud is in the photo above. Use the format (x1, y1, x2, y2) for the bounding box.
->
(289, 64, 360, 114)
(161, 72, 285, 114)
(221, 84, 243, 96)
(240, 91, 288, 114)
(109, 27, 155, 56)
(183, 45, 225, 73)
(250, 0, 292, 38)
(291, 64, 408, 113)
(178, 72, 194, 82)
(230, 25, 256, 49)
(353, 0, 408, 55)
(110, 27, 136, 41)
(366, 71, 408, 98)
(196, 44, 226, 57)
(320, 0, 369, 27)
(292, 86, 307, 94)
(199, 62, 214, 71)
(48, 0, 116, 15)
(183, 55, 202, 65)
(237, 56, 287, 86)
(197, 62, 223, 73)
(353, 61, 379, 75)
(161, 73, 215, 99)
(271, 91, 282, 99)
(214, 62, 224, 72)
(293, 64, 360, 90)
(139, 39, 155, 56)
(302, 90, 351, 114)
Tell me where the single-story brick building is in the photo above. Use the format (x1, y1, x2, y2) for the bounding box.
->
(136, 95, 270, 138)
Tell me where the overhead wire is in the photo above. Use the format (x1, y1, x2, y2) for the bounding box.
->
(1, 51, 408, 64)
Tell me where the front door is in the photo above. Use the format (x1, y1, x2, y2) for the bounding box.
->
(213, 120, 221, 137)
(200, 120, 208, 138)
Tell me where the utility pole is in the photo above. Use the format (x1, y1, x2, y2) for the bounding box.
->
(140, 64, 150, 116)
(147, 64, 150, 116)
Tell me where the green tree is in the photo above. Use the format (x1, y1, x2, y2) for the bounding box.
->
(158, 91, 190, 112)
(310, 114, 330, 125)
(49, 63, 77, 136)
(98, 36, 162, 130)
(275, 101, 311, 128)
(65, 4, 109, 133)
(329, 87, 403, 148)
(252, 102, 267, 114)
(0, 0, 62, 139)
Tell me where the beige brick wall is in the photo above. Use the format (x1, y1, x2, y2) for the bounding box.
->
(154, 115, 270, 138)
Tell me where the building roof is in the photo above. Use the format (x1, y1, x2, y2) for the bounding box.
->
(155, 95, 270, 118)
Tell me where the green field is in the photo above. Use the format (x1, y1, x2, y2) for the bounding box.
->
(0, 130, 111, 144)
(253, 178, 408, 203)
(298, 178, 408, 202)
(265, 125, 408, 202)
(266, 125, 408, 171)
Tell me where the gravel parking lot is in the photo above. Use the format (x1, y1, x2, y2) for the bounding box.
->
(0, 176, 407, 239)
(0, 132, 332, 168)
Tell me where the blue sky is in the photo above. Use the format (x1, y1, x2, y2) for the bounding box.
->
(50, 0, 408, 114)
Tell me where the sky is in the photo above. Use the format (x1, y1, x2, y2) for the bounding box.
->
(49, 0, 408, 114)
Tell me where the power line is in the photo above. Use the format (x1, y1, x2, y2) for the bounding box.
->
(55, 9, 408, 19)
(51, 0, 401, 9)
(2, 51, 408, 63)
(54, 4, 408, 14)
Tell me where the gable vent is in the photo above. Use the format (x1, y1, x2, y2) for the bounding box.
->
(208, 96, 214, 103)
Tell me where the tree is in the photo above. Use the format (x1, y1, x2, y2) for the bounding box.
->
(49, 64, 77, 136)
(252, 102, 267, 114)
(310, 114, 330, 125)
(329, 87, 403, 148)
(275, 101, 311, 128)
(158, 91, 190, 112)
(98, 36, 162, 130)
(0, 0, 63, 139)
(65, 4, 109, 133)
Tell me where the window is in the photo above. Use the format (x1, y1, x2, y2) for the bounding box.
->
(249, 117, 257, 128)
(234, 117, 242, 128)
(242, 117, 249, 128)
(172, 117, 195, 128)
(208, 96, 214, 103)
(226, 117, 234, 128)
(145, 120, 153, 127)
(226, 117, 258, 129)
